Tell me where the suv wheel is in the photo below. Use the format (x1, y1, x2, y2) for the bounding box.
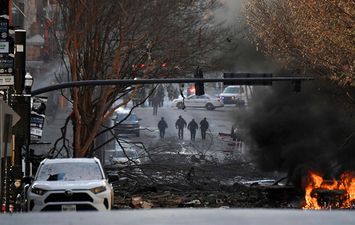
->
(206, 103, 215, 110)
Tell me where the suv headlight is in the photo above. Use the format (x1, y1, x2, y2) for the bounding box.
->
(90, 186, 107, 194)
(31, 187, 47, 195)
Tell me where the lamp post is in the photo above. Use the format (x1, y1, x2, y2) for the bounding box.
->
(24, 73, 33, 94)
(24, 72, 33, 176)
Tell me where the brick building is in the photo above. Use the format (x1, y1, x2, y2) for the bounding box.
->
(12, 0, 60, 72)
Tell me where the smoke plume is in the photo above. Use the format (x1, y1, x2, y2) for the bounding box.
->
(237, 80, 355, 185)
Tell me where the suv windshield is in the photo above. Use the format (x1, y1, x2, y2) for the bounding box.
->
(36, 162, 103, 181)
(223, 86, 241, 94)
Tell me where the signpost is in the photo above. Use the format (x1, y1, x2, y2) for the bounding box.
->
(0, 17, 9, 40)
(0, 99, 20, 212)
(0, 9, 14, 88)
(0, 56, 14, 86)
(30, 97, 47, 143)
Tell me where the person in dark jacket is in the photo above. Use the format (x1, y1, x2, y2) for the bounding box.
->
(152, 94, 160, 116)
(158, 117, 168, 138)
(200, 118, 209, 140)
(157, 84, 165, 107)
(175, 115, 187, 139)
(187, 119, 198, 141)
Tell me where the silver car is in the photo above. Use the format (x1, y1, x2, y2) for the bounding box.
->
(27, 158, 113, 212)
(172, 94, 224, 110)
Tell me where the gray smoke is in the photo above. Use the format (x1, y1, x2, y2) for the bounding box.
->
(213, 0, 244, 26)
(237, 80, 355, 184)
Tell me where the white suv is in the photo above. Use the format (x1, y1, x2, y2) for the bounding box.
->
(27, 158, 113, 212)
(219, 85, 247, 105)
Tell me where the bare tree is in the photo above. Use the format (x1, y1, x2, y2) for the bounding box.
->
(54, 0, 222, 157)
(243, 0, 354, 85)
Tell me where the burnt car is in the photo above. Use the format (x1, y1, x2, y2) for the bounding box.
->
(112, 108, 141, 137)
(103, 142, 141, 169)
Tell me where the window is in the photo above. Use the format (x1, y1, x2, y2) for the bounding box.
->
(223, 86, 240, 94)
(187, 95, 197, 100)
(115, 112, 138, 122)
(36, 162, 103, 181)
(197, 95, 209, 99)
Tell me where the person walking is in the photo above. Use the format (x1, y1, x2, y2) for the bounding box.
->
(152, 94, 160, 116)
(158, 117, 168, 138)
(187, 119, 198, 141)
(175, 115, 187, 140)
(200, 117, 209, 140)
(157, 84, 165, 107)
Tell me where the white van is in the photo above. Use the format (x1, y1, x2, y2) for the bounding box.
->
(219, 85, 250, 105)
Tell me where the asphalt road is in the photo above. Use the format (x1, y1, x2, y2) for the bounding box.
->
(35, 93, 244, 158)
(133, 103, 238, 140)
(2, 209, 355, 225)
(115, 100, 249, 164)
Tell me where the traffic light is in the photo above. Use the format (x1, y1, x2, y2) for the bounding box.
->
(194, 66, 204, 96)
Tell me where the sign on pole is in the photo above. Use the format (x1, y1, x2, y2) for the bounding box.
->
(0, 56, 14, 86)
(0, 15, 14, 87)
(30, 96, 48, 143)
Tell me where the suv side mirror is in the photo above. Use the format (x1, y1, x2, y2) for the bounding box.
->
(22, 176, 34, 185)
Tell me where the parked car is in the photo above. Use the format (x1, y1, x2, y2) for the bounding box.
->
(104, 142, 141, 169)
(26, 158, 113, 212)
(172, 94, 223, 110)
(112, 108, 141, 137)
(219, 85, 247, 105)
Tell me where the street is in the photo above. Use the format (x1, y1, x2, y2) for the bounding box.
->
(1, 0, 354, 216)
(134, 104, 236, 141)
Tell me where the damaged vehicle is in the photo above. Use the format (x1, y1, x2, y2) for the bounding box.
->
(104, 148, 141, 169)
(26, 158, 113, 212)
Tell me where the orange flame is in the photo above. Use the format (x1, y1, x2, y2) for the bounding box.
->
(303, 171, 355, 209)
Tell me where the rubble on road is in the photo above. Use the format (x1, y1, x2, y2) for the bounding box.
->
(109, 136, 301, 209)
(112, 178, 300, 209)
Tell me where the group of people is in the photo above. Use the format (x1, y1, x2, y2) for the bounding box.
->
(132, 84, 167, 110)
(158, 116, 209, 141)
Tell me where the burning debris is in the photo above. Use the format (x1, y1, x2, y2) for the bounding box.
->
(303, 171, 355, 209)
(235, 82, 355, 187)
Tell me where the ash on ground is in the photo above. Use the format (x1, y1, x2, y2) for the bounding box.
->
(106, 137, 302, 209)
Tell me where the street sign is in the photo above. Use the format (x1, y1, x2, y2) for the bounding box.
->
(0, 55, 14, 86)
(0, 57, 14, 73)
(30, 97, 48, 143)
(0, 74, 13, 86)
(0, 17, 8, 40)
(0, 99, 21, 156)
(0, 99, 20, 129)
(0, 41, 9, 53)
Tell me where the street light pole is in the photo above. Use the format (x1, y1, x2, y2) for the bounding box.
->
(24, 72, 33, 176)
